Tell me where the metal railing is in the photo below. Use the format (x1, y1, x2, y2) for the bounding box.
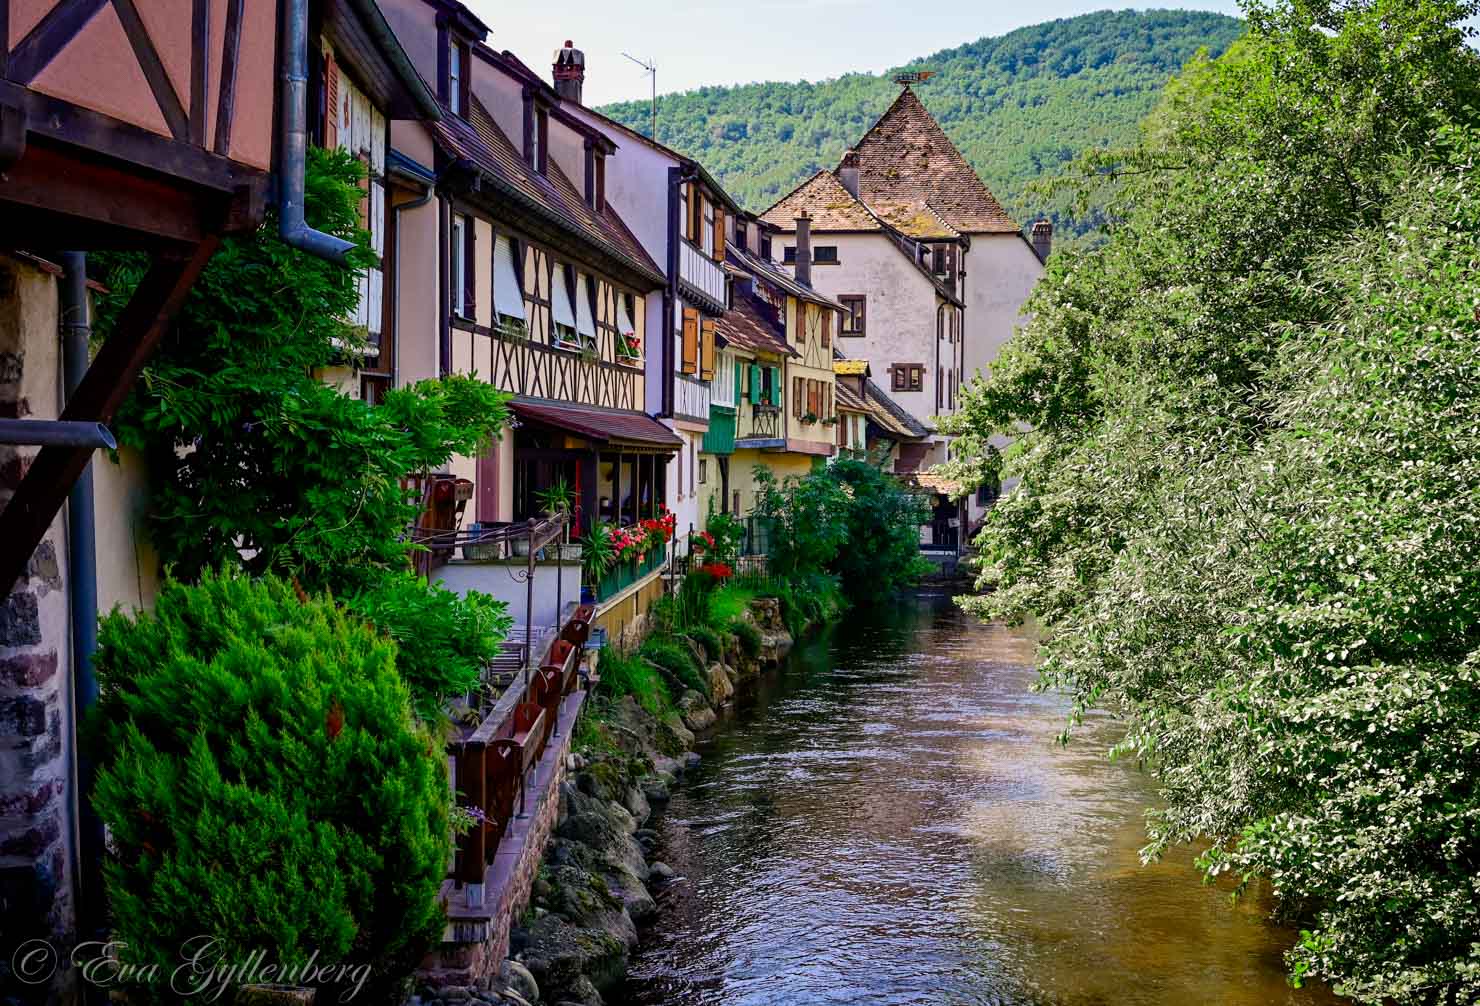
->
(737, 402, 782, 442)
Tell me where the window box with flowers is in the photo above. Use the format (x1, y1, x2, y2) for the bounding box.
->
(616, 331, 643, 367)
(592, 508, 676, 602)
(802, 411, 819, 424)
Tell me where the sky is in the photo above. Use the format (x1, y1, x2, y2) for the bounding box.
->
(467, 1, 1252, 108)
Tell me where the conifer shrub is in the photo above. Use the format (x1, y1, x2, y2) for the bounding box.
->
(89, 571, 450, 995)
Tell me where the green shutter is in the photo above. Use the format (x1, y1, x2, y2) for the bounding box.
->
(770, 367, 781, 407)
(734, 361, 743, 404)
(748, 363, 761, 403)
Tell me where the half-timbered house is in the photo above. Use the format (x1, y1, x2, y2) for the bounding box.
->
(0, 1, 414, 997)
(378, 0, 678, 643)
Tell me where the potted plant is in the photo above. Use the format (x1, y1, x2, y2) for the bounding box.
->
(802, 411, 819, 424)
(581, 523, 615, 600)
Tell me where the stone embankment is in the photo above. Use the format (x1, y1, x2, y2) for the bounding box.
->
(412, 599, 794, 1006)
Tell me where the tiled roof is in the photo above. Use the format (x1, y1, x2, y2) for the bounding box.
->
(760, 171, 881, 232)
(833, 359, 869, 376)
(716, 288, 796, 359)
(850, 88, 1019, 235)
(863, 378, 931, 439)
(433, 97, 664, 288)
(509, 399, 681, 449)
(834, 379, 867, 413)
(911, 471, 965, 496)
(727, 245, 844, 311)
(868, 200, 960, 241)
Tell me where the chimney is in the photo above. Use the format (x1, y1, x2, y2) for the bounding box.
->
(1031, 219, 1053, 263)
(838, 149, 860, 198)
(553, 40, 585, 103)
(794, 210, 812, 287)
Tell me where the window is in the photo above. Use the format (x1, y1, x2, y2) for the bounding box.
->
(892, 364, 924, 393)
(493, 234, 526, 328)
(699, 458, 708, 485)
(931, 244, 947, 275)
(551, 264, 578, 348)
(760, 233, 772, 261)
(782, 245, 796, 264)
(839, 295, 866, 336)
(447, 40, 467, 116)
(702, 199, 715, 256)
(813, 246, 838, 265)
(450, 214, 465, 316)
(735, 218, 748, 249)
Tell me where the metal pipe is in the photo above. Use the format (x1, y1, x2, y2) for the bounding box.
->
(278, 0, 355, 264)
(60, 251, 106, 966)
(0, 419, 116, 449)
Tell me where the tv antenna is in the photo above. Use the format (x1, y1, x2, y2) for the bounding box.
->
(622, 52, 657, 139)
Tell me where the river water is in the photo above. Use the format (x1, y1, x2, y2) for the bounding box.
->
(618, 589, 1342, 1006)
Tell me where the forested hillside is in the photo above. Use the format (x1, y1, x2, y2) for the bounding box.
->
(598, 10, 1243, 235)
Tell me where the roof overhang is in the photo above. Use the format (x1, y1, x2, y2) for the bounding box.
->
(510, 399, 682, 452)
(326, 0, 442, 122)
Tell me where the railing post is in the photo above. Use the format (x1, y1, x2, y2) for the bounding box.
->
(524, 517, 537, 694)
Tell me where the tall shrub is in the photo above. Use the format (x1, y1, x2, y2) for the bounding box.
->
(89, 571, 450, 996)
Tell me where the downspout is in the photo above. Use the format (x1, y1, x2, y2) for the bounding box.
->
(278, 0, 355, 264)
(391, 157, 466, 389)
(60, 252, 105, 957)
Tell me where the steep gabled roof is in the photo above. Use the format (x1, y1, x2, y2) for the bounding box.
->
(864, 378, 931, 439)
(727, 244, 844, 311)
(433, 96, 664, 289)
(760, 171, 880, 233)
(850, 87, 1018, 235)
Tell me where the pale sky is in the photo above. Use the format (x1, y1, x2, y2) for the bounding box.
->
(468, 2, 1252, 108)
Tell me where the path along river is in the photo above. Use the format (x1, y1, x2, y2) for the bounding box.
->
(617, 588, 1342, 1006)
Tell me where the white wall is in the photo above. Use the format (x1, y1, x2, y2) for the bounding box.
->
(436, 558, 581, 635)
(961, 233, 1041, 383)
(778, 232, 943, 426)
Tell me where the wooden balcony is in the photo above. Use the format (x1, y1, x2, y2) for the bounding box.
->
(678, 237, 726, 312)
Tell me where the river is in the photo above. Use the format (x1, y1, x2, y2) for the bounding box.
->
(617, 588, 1342, 1006)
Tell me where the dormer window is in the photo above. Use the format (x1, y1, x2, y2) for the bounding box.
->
(442, 30, 470, 118)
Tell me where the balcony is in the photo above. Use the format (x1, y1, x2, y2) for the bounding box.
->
(675, 373, 711, 425)
(736, 403, 784, 448)
(679, 239, 726, 313)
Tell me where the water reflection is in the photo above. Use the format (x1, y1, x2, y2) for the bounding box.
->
(619, 590, 1341, 1006)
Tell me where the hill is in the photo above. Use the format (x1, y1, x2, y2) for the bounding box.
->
(597, 9, 1244, 236)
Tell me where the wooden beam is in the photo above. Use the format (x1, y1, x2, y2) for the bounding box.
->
(0, 241, 219, 593)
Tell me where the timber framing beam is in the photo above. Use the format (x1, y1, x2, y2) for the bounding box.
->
(0, 239, 219, 593)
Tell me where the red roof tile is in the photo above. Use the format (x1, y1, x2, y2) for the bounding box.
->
(760, 171, 880, 232)
(510, 399, 682, 449)
(716, 288, 795, 359)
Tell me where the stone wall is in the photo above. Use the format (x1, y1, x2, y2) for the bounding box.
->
(0, 257, 77, 1004)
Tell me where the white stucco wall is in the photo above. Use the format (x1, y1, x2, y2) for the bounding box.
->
(777, 232, 943, 427)
(960, 233, 1041, 384)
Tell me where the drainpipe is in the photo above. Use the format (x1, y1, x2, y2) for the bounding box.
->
(391, 158, 466, 389)
(60, 251, 106, 959)
(278, 0, 354, 264)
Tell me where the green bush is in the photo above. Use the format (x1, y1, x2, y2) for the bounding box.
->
(345, 573, 511, 721)
(685, 624, 723, 664)
(730, 619, 762, 659)
(89, 571, 449, 996)
(708, 584, 757, 627)
(638, 636, 709, 697)
(596, 645, 671, 717)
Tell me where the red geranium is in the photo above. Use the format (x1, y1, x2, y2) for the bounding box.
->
(697, 562, 733, 580)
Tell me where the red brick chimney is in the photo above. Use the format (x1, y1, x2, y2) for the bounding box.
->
(553, 40, 585, 104)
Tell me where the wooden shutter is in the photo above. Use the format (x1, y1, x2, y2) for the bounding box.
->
(700, 319, 716, 380)
(822, 310, 831, 348)
(324, 55, 339, 148)
(681, 308, 699, 374)
(476, 444, 499, 521)
(793, 376, 802, 417)
(463, 219, 476, 320)
(713, 206, 726, 262)
(686, 187, 699, 242)
(769, 367, 781, 407)
(734, 361, 743, 403)
(748, 363, 761, 403)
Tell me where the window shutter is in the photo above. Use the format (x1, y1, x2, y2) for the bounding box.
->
(734, 361, 743, 403)
(748, 363, 761, 403)
(681, 308, 699, 374)
(713, 206, 726, 262)
(822, 310, 831, 348)
(324, 55, 339, 148)
(686, 187, 699, 242)
(463, 219, 476, 320)
(793, 377, 802, 417)
(700, 319, 716, 380)
(770, 367, 781, 407)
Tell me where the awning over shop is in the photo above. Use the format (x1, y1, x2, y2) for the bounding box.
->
(510, 399, 683, 451)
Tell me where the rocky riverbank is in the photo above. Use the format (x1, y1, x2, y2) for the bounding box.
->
(411, 598, 797, 1006)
